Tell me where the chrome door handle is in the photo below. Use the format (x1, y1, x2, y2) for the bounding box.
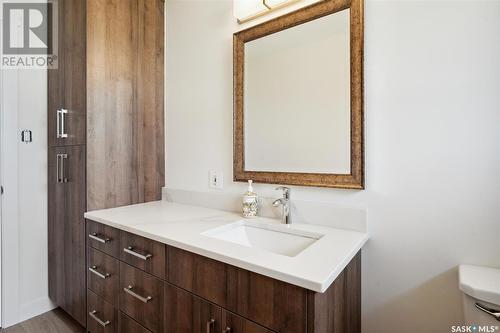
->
(56, 154, 68, 183)
(124, 285, 152, 303)
(475, 303, 500, 321)
(124, 246, 152, 260)
(89, 266, 110, 279)
(89, 233, 110, 243)
(88, 310, 110, 327)
(56, 154, 60, 183)
(56, 109, 68, 139)
(206, 319, 215, 333)
(223, 327, 232, 333)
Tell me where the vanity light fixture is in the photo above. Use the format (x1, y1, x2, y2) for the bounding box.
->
(234, 0, 300, 24)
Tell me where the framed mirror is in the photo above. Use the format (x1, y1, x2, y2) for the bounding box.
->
(233, 0, 364, 189)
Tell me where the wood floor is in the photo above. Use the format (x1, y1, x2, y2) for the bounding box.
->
(1, 309, 84, 333)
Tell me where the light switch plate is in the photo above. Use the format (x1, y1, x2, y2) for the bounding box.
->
(209, 171, 223, 189)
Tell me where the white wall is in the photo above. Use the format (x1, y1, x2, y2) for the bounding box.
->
(166, 1, 500, 332)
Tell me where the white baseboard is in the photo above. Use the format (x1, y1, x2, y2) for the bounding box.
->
(18, 297, 57, 324)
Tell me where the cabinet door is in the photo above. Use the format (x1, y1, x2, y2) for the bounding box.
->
(48, 145, 86, 326)
(165, 284, 222, 333)
(48, 0, 86, 147)
(48, 146, 67, 307)
(222, 311, 274, 333)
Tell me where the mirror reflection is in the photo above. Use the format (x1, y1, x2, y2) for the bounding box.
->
(244, 9, 351, 174)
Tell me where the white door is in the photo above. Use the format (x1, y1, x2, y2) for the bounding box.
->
(0, 1, 51, 325)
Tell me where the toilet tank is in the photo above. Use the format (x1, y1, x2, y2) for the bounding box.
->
(459, 265, 500, 328)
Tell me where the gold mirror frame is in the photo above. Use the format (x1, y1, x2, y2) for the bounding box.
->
(233, 0, 364, 189)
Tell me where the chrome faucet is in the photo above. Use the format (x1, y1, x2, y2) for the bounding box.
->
(272, 186, 292, 224)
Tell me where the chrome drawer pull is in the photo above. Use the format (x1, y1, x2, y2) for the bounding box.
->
(89, 233, 110, 244)
(89, 266, 110, 279)
(206, 319, 215, 333)
(124, 285, 152, 303)
(89, 310, 110, 327)
(475, 303, 500, 321)
(124, 246, 152, 260)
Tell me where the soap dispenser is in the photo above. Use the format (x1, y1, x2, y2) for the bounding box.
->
(242, 180, 258, 218)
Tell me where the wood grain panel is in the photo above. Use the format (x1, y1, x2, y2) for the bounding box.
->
(222, 311, 274, 333)
(63, 145, 87, 326)
(120, 231, 166, 279)
(120, 263, 164, 333)
(227, 268, 307, 333)
(48, 147, 67, 308)
(307, 251, 361, 333)
(87, 247, 120, 305)
(48, 0, 86, 147)
(87, 290, 119, 333)
(167, 246, 230, 307)
(165, 284, 222, 333)
(118, 313, 152, 333)
(49, 145, 87, 326)
(167, 246, 306, 333)
(87, 0, 164, 210)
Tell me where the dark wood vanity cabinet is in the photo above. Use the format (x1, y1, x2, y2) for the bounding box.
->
(85, 220, 361, 333)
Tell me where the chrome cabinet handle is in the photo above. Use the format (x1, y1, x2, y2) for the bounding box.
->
(89, 233, 110, 243)
(475, 303, 500, 321)
(88, 310, 110, 327)
(89, 266, 110, 279)
(56, 154, 68, 183)
(223, 327, 231, 333)
(56, 109, 68, 139)
(124, 285, 152, 303)
(124, 246, 152, 260)
(206, 319, 215, 333)
(56, 154, 60, 183)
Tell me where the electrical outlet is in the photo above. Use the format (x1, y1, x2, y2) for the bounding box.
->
(209, 171, 223, 189)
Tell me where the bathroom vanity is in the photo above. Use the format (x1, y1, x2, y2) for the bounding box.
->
(84, 201, 367, 333)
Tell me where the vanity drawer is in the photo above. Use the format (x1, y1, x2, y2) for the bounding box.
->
(87, 290, 119, 333)
(119, 263, 164, 333)
(167, 246, 229, 306)
(120, 231, 166, 279)
(118, 312, 152, 333)
(167, 246, 307, 333)
(87, 247, 120, 305)
(87, 220, 120, 258)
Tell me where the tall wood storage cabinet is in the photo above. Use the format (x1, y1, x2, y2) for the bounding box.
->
(48, 0, 87, 327)
(48, 0, 164, 328)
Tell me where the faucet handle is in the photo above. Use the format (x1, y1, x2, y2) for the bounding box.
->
(275, 186, 291, 198)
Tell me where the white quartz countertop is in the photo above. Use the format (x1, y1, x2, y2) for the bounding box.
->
(84, 201, 368, 293)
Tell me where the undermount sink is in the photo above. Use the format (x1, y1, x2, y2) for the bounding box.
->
(202, 220, 323, 257)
